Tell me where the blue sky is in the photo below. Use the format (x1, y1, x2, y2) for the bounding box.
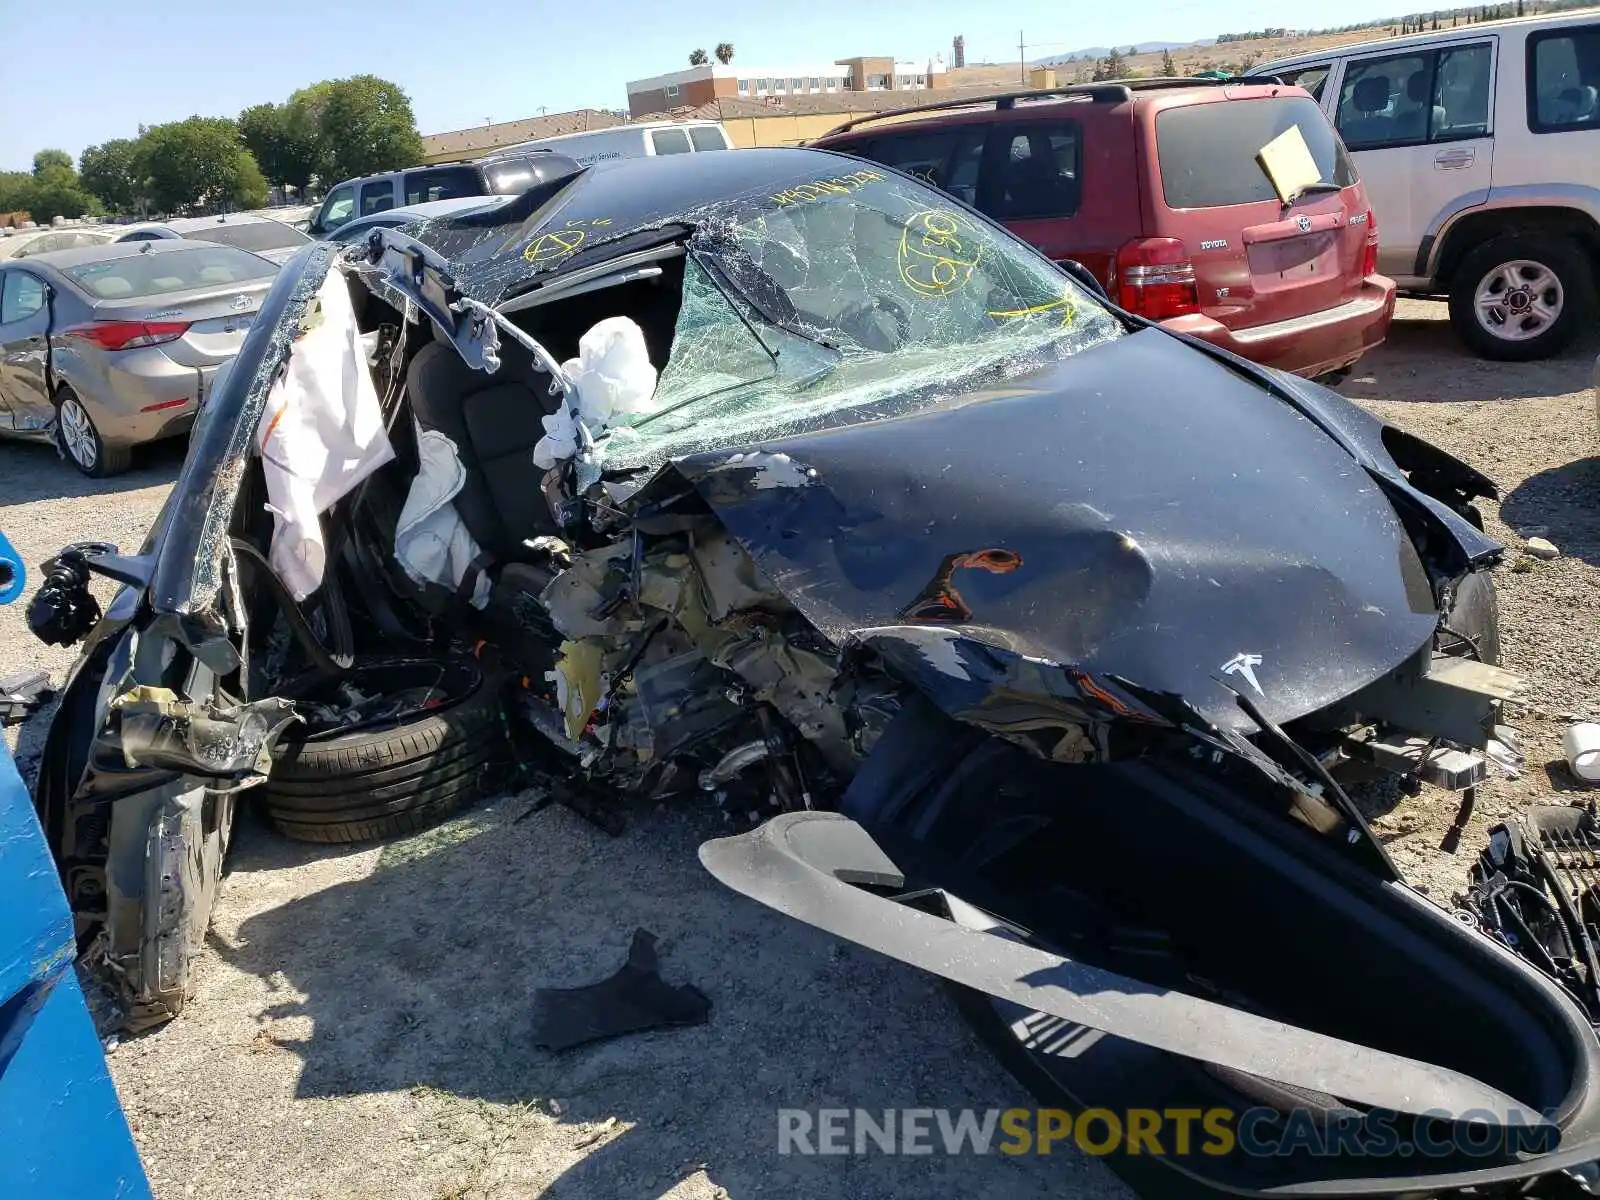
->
(0, 0, 1413, 171)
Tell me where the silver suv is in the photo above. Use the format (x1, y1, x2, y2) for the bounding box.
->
(1255, 12, 1600, 360)
(306, 153, 561, 239)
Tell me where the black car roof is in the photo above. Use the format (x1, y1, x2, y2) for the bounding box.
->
(411, 146, 871, 304)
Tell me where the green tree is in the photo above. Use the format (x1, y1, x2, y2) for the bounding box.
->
(231, 150, 269, 208)
(0, 170, 35, 214)
(138, 116, 265, 213)
(1161, 48, 1178, 75)
(79, 139, 143, 213)
(314, 75, 424, 183)
(239, 101, 323, 194)
(283, 82, 336, 189)
(689, 47, 709, 66)
(33, 149, 74, 182)
(23, 149, 99, 222)
(715, 42, 734, 64)
(1094, 46, 1128, 80)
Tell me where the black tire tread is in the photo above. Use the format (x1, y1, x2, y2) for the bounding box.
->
(271, 681, 501, 781)
(265, 753, 507, 823)
(262, 659, 510, 845)
(263, 726, 502, 798)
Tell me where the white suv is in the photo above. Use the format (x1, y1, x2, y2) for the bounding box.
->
(1254, 13, 1600, 361)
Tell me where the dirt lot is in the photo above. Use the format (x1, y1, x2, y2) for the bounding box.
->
(0, 298, 1596, 1199)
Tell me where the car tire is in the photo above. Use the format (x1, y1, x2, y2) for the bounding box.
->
(1447, 234, 1593, 362)
(262, 657, 511, 844)
(55, 387, 132, 477)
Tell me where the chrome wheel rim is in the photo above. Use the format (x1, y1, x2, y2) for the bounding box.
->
(58, 396, 98, 470)
(1474, 259, 1564, 342)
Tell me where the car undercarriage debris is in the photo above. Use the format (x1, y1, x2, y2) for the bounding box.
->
(0, 669, 53, 727)
(529, 928, 711, 1050)
(1464, 803, 1600, 1021)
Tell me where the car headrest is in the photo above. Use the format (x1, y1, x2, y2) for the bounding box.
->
(1406, 71, 1432, 104)
(1353, 75, 1391, 114)
(88, 276, 133, 298)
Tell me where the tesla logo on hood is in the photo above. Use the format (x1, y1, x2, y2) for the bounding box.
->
(230, 294, 251, 311)
(1221, 652, 1266, 695)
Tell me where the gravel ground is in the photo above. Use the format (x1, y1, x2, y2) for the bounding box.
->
(0, 297, 1596, 1199)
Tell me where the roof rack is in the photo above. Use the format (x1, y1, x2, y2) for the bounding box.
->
(819, 75, 1286, 138)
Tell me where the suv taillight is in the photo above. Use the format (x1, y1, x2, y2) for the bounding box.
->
(1361, 209, 1379, 278)
(1115, 238, 1199, 319)
(62, 320, 190, 351)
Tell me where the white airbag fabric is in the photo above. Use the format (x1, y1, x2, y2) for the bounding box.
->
(256, 273, 395, 601)
(394, 427, 491, 608)
(532, 316, 659, 469)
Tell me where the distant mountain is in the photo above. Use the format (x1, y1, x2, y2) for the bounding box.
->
(1031, 39, 1213, 65)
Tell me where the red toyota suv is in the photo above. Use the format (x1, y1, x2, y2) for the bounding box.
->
(813, 79, 1396, 380)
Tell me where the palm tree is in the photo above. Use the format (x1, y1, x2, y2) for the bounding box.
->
(689, 48, 709, 66)
(715, 42, 734, 65)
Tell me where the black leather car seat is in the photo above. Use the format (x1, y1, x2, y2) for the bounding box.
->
(404, 336, 564, 562)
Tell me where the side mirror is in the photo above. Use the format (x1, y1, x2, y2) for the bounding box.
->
(1059, 258, 1109, 303)
(293, 219, 312, 234)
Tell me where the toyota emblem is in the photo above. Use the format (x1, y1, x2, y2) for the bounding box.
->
(1296, 215, 1313, 234)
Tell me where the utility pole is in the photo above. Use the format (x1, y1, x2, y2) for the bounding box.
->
(1019, 30, 1027, 82)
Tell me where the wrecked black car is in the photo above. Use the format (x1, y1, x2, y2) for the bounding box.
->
(30, 147, 1600, 1195)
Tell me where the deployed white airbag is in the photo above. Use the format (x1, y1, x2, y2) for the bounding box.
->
(256, 273, 395, 601)
(532, 316, 659, 469)
(394, 427, 491, 608)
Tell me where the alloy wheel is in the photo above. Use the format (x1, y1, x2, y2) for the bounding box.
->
(1474, 259, 1565, 343)
(57, 396, 99, 471)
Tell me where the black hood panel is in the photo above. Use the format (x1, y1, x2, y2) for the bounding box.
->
(653, 330, 1441, 729)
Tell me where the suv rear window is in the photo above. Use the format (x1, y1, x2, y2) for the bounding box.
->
(689, 126, 728, 151)
(66, 246, 276, 299)
(404, 167, 480, 205)
(481, 157, 539, 194)
(1156, 96, 1356, 209)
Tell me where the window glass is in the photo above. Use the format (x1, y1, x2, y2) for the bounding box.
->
(16, 230, 112, 257)
(1336, 52, 1431, 147)
(612, 172, 1122, 472)
(359, 182, 396, 215)
(652, 128, 692, 155)
(993, 124, 1080, 220)
(849, 126, 986, 205)
(319, 186, 355, 230)
(0, 272, 45, 324)
(185, 222, 309, 253)
(64, 246, 275, 299)
(1434, 44, 1492, 136)
(1529, 26, 1600, 131)
(404, 167, 479, 204)
(1158, 96, 1357, 208)
(1281, 65, 1331, 102)
(689, 126, 728, 151)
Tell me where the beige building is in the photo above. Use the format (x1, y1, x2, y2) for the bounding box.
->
(420, 109, 629, 164)
(624, 53, 950, 118)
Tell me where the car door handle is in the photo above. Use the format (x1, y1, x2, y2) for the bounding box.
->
(1434, 147, 1475, 169)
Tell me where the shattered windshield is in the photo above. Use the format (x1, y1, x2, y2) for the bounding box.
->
(605, 171, 1124, 469)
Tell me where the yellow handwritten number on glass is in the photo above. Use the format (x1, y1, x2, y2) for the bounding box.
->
(898, 210, 982, 299)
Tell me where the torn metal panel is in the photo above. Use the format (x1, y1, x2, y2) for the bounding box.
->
(629, 329, 1446, 735)
(108, 686, 298, 779)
